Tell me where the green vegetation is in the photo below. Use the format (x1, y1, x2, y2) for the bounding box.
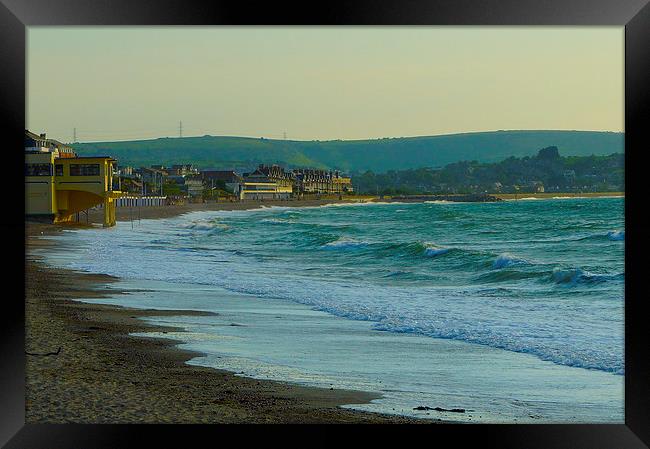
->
(202, 188, 233, 201)
(73, 130, 623, 173)
(162, 182, 183, 196)
(202, 180, 233, 200)
(352, 147, 624, 195)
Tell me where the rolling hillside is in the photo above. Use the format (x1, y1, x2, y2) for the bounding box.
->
(72, 130, 624, 173)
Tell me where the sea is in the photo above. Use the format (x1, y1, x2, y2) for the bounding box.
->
(38, 196, 625, 423)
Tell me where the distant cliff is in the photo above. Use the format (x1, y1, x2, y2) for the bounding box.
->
(72, 130, 623, 173)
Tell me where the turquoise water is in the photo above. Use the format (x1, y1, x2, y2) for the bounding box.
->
(39, 197, 625, 421)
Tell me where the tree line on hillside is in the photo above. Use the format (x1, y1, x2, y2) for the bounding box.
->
(351, 147, 624, 195)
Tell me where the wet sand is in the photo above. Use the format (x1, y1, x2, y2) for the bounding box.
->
(25, 220, 420, 423)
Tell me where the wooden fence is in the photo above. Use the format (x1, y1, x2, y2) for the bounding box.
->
(94, 196, 168, 208)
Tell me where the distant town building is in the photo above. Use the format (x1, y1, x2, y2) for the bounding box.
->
(201, 170, 242, 192)
(202, 170, 241, 183)
(183, 175, 204, 197)
(530, 181, 545, 193)
(136, 167, 167, 195)
(170, 164, 199, 176)
(138, 167, 167, 183)
(233, 164, 353, 200)
(258, 164, 295, 191)
(236, 166, 292, 200)
(25, 130, 76, 158)
(149, 165, 169, 175)
(292, 168, 353, 194)
(119, 166, 134, 176)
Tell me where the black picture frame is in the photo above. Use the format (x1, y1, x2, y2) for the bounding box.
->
(2, 0, 648, 447)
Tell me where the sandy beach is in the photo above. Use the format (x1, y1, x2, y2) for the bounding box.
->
(25, 200, 421, 424)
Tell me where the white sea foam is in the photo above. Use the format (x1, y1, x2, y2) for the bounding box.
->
(321, 238, 369, 250)
(261, 218, 291, 224)
(182, 219, 229, 231)
(423, 243, 451, 257)
(319, 201, 404, 208)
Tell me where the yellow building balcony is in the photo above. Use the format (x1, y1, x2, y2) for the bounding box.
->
(26, 153, 122, 227)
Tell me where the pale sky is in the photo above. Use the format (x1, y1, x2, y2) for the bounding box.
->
(27, 27, 624, 143)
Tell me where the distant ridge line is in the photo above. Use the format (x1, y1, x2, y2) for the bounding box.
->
(77, 129, 623, 145)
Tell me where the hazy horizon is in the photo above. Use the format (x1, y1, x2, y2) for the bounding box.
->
(27, 27, 624, 143)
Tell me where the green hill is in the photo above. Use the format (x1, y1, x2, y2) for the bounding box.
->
(72, 130, 623, 173)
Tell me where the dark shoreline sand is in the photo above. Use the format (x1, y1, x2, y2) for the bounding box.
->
(25, 202, 423, 423)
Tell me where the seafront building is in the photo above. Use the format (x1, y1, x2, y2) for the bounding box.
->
(292, 168, 353, 195)
(236, 165, 293, 200)
(175, 174, 204, 197)
(25, 130, 121, 226)
(233, 164, 353, 200)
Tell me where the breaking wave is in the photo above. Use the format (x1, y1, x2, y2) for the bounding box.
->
(551, 268, 624, 286)
(493, 254, 529, 269)
(422, 243, 451, 257)
(321, 238, 369, 250)
(182, 219, 230, 231)
(607, 230, 625, 241)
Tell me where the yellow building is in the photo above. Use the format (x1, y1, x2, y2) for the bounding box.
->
(25, 131, 121, 226)
(237, 179, 292, 200)
(331, 175, 353, 194)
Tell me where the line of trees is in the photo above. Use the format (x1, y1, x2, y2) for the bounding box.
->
(352, 147, 624, 195)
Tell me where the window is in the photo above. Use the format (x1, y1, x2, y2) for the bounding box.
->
(25, 163, 53, 176)
(55, 164, 63, 176)
(70, 164, 100, 176)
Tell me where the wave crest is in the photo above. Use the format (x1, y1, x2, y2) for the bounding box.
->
(493, 254, 528, 269)
(182, 219, 230, 231)
(607, 230, 625, 241)
(321, 238, 369, 250)
(551, 268, 623, 286)
(422, 243, 451, 257)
